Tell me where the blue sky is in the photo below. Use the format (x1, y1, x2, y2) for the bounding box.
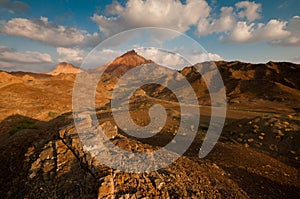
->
(0, 0, 300, 72)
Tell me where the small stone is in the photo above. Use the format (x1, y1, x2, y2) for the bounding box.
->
(31, 158, 41, 170)
(290, 150, 296, 155)
(253, 124, 259, 129)
(135, 191, 143, 198)
(247, 138, 254, 143)
(39, 147, 53, 160)
(283, 121, 289, 126)
(258, 136, 264, 140)
(29, 171, 37, 179)
(237, 138, 243, 142)
(277, 130, 284, 137)
(100, 121, 118, 139)
(253, 118, 260, 123)
(43, 160, 55, 173)
(98, 176, 115, 198)
(269, 144, 278, 151)
(244, 143, 249, 148)
(275, 135, 281, 140)
(154, 179, 164, 190)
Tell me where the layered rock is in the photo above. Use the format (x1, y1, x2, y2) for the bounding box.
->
(21, 114, 247, 198)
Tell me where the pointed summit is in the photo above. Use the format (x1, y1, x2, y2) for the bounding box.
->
(120, 50, 139, 57)
(107, 50, 153, 68)
(102, 50, 154, 77)
(48, 62, 82, 76)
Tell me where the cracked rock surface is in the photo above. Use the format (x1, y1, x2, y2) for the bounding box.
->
(1, 112, 299, 198)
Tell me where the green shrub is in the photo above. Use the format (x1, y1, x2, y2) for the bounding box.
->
(9, 119, 38, 135)
(48, 111, 59, 118)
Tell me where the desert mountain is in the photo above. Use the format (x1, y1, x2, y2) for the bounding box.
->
(91, 50, 300, 110)
(48, 62, 82, 76)
(177, 61, 300, 106)
(96, 50, 154, 76)
(0, 71, 21, 83)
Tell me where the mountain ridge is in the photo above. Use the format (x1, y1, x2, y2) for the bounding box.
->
(47, 62, 82, 76)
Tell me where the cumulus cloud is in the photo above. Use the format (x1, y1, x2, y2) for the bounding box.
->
(189, 52, 223, 63)
(195, 1, 297, 45)
(0, 0, 29, 14)
(271, 16, 300, 46)
(0, 46, 53, 64)
(235, 1, 261, 22)
(0, 17, 101, 47)
(197, 6, 236, 35)
(92, 0, 210, 36)
(57, 47, 86, 66)
(0, 45, 53, 71)
(136, 48, 222, 69)
(81, 49, 126, 69)
(226, 19, 290, 43)
(136, 48, 188, 69)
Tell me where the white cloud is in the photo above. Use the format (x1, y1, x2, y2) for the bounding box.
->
(92, 0, 210, 36)
(0, 46, 53, 64)
(0, 17, 101, 47)
(235, 1, 261, 22)
(197, 6, 236, 35)
(0, 45, 53, 71)
(227, 21, 254, 42)
(197, 1, 262, 36)
(186, 52, 223, 64)
(0, 0, 29, 14)
(82, 49, 126, 69)
(226, 19, 290, 43)
(136, 48, 222, 69)
(195, 1, 298, 46)
(57, 47, 86, 66)
(271, 16, 300, 46)
(136, 48, 188, 69)
(255, 20, 290, 40)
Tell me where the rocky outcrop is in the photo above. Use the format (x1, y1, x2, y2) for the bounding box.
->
(96, 50, 154, 77)
(48, 62, 82, 76)
(21, 114, 247, 198)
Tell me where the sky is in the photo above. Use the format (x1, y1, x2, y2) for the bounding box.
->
(0, 0, 300, 72)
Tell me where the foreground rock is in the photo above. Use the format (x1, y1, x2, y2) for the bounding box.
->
(1, 112, 300, 198)
(18, 115, 248, 198)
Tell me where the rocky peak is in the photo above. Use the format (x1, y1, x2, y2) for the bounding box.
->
(101, 50, 155, 77)
(48, 62, 82, 76)
(107, 50, 153, 68)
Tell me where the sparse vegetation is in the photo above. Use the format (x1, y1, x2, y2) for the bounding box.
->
(48, 111, 59, 118)
(9, 119, 38, 135)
